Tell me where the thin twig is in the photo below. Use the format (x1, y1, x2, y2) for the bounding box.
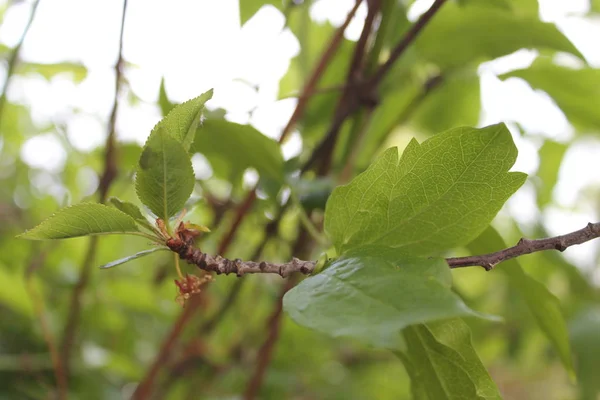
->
(24, 249, 67, 400)
(0, 0, 41, 123)
(447, 222, 600, 270)
(167, 222, 600, 275)
(243, 278, 296, 400)
(132, 295, 204, 400)
(369, 0, 448, 86)
(60, 0, 128, 380)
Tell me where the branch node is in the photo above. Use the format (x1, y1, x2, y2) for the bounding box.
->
(481, 263, 496, 271)
(554, 241, 567, 252)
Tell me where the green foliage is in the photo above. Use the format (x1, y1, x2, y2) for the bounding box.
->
(401, 319, 501, 400)
(536, 140, 567, 207)
(18, 203, 140, 240)
(108, 197, 156, 231)
(17, 62, 88, 82)
(284, 255, 484, 350)
(468, 227, 575, 378)
(99, 247, 169, 269)
(501, 60, 600, 131)
(325, 124, 526, 256)
(135, 128, 195, 221)
(416, 3, 583, 68)
(153, 89, 213, 152)
(192, 119, 285, 184)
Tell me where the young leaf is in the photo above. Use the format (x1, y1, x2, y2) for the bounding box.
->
(99, 247, 169, 269)
(283, 255, 488, 349)
(108, 197, 156, 232)
(416, 3, 583, 68)
(468, 227, 575, 378)
(158, 77, 175, 116)
(401, 319, 501, 400)
(154, 89, 213, 152)
(135, 129, 195, 222)
(19, 203, 140, 240)
(192, 119, 285, 184)
(325, 123, 526, 256)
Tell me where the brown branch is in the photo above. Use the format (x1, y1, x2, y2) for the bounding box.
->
(243, 278, 296, 400)
(0, 0, 41, 124)
(369, 0, 448, 86)
(60, 0, 128, 381)
(132, 295, 204, 400)
(166, 222, 600, 276)
(447, 222, 600, 270)
(168, 236, 316, 278)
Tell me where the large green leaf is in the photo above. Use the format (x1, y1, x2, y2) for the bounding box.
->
(135, 129, 195, 221)
(283, 255, 485, 349)
(153, 89, 213, 152)
(325, 123, 526, 256)
(108, 197, 156, 232)
(401, 319, 501, 400)
(19, 203, 140, 240)
(416, 3, 583, 68)
(468, 227, 574, 378)
(192, 119, 285, 184)
(501, 60, 600, 132)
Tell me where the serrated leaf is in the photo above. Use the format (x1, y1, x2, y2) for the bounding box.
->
(108, 197, 156, 232)
(416, 3, 583, 68)
(99, 247, 169, 269)
(284, 255, 486, 349)
(501, 60, 600, 132)
(192, 119, 285, 184)
(135, 129, 195, 221)
(402, 319, 501, 400)
(468, 227, 575, 378)
(153, 89, 213, 152)
(19, 203, 140, 240)
(325, 123, 526, 256)
(570, 307, 600, 399)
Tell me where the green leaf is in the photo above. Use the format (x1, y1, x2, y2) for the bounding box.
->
(570, 307, 600, 400)
(158, 77, 175, 117)
(325, 123, 526, 256)
(192, 119, 285, 184)
(536, 140, 567, 207)
(108, 197, 156, 232)
(468, 227, 575, 378)
(458, 0, 538, 17)
(401, 319, 501, 400)
(283, 255, 486, 349)
(18, 203, 140, 240)
(16, 62, 88, 82)
(99, 247, 169, 269)
(135, 129, 195, 221)
(416, 3, 583, 68)
(239, 0, 281, 25)
(153, 89, 213, 152)
(501, 60, 600, 132)
(411, 70, 481, 133)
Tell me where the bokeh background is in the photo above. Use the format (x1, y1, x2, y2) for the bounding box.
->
(2, 0, 600, 399)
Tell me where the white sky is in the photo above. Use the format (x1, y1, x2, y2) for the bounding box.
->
(3, 0, 600, 269)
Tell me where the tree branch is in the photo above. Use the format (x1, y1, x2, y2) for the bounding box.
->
(168, 222, 600, 276)
(0, 0, 41, 124)
(447, 222, 600, 270)
(60, 0, 128, 381)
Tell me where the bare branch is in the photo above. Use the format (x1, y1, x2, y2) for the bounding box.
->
(447, 222, 600, 270)
(168, 222, 600, 276)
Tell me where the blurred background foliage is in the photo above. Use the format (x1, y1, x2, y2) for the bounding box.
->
(1, 0, 600, 399)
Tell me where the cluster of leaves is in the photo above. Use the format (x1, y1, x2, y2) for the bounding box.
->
(3, 0, 600, 399)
